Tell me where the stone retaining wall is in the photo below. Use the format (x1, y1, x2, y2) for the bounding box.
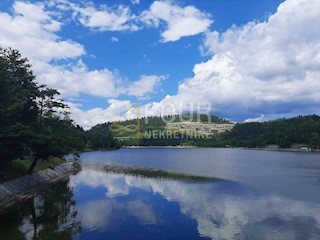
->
(0, 162, 80, 211)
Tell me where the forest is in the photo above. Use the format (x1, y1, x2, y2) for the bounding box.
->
(0, 47, 119, 180)
(225, 115, 320, 149)
(110, 114, 320, 149)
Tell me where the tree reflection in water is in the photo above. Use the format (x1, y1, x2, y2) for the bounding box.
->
(0, 179, 81, 240)
(2, 165, 320, 239)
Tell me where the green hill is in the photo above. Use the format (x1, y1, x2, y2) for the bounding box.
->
(89, 114, 320, 150)
(108, 114, 232, 140)
(225, 115, 320, 149)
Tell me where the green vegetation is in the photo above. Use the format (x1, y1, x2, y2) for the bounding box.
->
(224, 115, 320, 150)
(0, 47, 118, 180)
(109, 114, 231, 146)
(86, 123, 121, 149)
(103, 165, 214, 183)
(127, 168, 213, 182)
(176, 115, 320, 150)
(106, 114, 320, 150)
(111, 113, 229, 130)
(3, 157, 65, 182)
(170, 113, 230, 123)
(109, 116, 166, 139)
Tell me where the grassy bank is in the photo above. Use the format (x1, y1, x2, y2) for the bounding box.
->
(3, 157, 65, 182)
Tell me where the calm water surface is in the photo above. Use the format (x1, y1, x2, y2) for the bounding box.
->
(1, 148, 320, 239)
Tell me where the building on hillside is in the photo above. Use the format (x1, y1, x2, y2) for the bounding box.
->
(166, 122, 234, 136)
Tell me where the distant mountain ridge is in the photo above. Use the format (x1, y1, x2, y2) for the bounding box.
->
(89, 114, 320, 150)
(111, 113, 231, 126)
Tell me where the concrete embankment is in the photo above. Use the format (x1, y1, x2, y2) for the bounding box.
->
(0, 162, 80, 211)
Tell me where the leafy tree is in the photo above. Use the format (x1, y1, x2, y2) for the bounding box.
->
(0, 47, 87, 177)
(0, 47, 40, 178)
(26, 116, 86, 174)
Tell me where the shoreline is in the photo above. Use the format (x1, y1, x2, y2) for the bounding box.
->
(0, 162, 80, 212)
(120, 145, 319, 153)
(121, 145, 196, 149)
(243, 147, 320, 153)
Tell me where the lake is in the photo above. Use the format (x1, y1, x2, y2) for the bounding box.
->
(1, 148, 320, 239)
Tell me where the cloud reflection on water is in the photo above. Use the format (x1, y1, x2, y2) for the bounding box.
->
(69, 168, 320, 239)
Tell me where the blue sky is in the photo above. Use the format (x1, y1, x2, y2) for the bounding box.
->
(0, 0, 319, 128)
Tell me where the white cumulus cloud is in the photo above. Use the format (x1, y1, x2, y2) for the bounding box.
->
(69, 1, 139, 32)
(145, 0, 320, 120)
(111, 36, 119, 42)
(127, 75, 166, 98)
(68, 99, 134, 130)
(141, 1, 213, 42)
(244, 115, 266, 123)
(0, 1, 84, 62)
(131, 0, 140, 5)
